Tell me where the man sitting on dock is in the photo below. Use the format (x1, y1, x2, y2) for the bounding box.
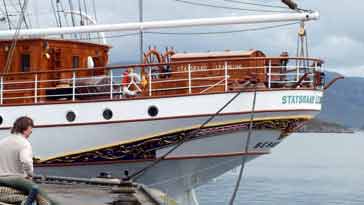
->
(0, 116, 58, 205)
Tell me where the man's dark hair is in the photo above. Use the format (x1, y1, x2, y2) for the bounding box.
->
(11, 116, 34, 134)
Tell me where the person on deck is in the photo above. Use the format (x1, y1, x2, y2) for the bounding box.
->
(0, 116, 58, 205)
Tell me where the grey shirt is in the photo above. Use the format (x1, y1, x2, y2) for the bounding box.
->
(0, 134, 34, 177)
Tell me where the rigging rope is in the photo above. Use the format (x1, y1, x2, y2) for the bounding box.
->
(59, 0, 71, 28)
(145, 22, 299, 35)
(77, 0, 83, 40)
(4, 0, 29, 74)
(82, 0, 88, 24)
(68, 0, 76, 27)
(224, 0, 291, 10)
(2, 0, 12, 29)
(92, 0, 97, 23)
(80, 22, 298, 41)
(17, 0, 28, 29)
(228, 85, 257, 204)
(50, 0, 60, 27)
(82, 0, 91, 40)
(129, 91, 244, 181)
(77, 0, 83, 25)
(55, 0, 65, 39)
(148, 156, 242, 187)
(174, 0, 294, 13)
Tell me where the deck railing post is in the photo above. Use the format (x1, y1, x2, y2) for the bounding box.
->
(72, 71, 76, 101)
(34, 74, 38, 103)
(296, 60, 300, 82)
(0, 76, 3, 104)
(311, 61, 318, 86)
(224, 61, 228, 92)
(148, 67, 152, 96)
(110, 70, 113, 99)
(268, 60, 272, 89)
(188, 64, 192, 94)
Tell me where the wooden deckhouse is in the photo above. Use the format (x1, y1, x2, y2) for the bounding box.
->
(0, 38, 110, 74)
(0, 38, 110, 103)
(144, 49, 268, 96)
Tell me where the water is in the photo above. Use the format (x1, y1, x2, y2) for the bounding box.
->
(196, 132, 364, 205)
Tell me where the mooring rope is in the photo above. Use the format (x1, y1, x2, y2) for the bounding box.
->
(0, 186, 51, 205)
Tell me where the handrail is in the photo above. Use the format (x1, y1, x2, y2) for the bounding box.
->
(148, 68, 152, 97)
(34, 74, 38, 103)
(0, 64, 311, 86)
(109, 70, 113, 99)
(72, 72, 76, 101)
(0, 56, 322, 77)
(0, 58, 324, 104)
(224, 62, 228, 92)
(268, 60, 272, 89)
(188, 64, 192, 94)
(0, 77, 3, 104)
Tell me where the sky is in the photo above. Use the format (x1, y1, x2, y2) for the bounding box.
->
(1, 0, 363, 76)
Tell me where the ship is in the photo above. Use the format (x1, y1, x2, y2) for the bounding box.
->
(0, 0, 338, 204)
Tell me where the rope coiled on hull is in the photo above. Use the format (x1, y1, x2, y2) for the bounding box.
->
(0, 186, 50, 205)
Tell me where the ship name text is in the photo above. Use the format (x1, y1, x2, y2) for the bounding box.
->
(282, 95, 321, 105)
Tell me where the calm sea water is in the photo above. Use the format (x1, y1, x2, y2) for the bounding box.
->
(196, 132, 364, 205)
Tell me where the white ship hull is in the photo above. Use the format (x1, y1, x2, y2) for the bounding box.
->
(0, 89, 323, 202)
(0, 90, 322, 157)
(36, 128, 280, 199)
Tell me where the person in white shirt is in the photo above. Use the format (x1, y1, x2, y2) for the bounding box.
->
(0, 116, 58, 205)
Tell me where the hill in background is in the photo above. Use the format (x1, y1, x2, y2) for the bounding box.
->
(318, 72, 364, 128)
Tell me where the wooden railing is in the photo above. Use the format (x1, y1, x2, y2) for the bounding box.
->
(0, 57, 324, 105)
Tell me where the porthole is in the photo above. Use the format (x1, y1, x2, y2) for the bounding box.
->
(148, 105, 159, 117)
(103, 109, 113, 120)
(66, 111, 76, 122)
(0, 116, 3, 125)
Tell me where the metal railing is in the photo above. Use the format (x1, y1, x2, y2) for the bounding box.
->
(0, 57, 323, 104)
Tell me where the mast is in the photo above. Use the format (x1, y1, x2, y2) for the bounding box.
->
(0, 12, 319, 38)
(63, 10, 106, 44)
(17, 0, 29, 29)
(2, 0, 12, 29)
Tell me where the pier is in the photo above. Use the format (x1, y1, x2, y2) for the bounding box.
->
(0, 175, 176, 205)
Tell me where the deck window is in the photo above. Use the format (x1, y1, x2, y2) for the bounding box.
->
(72, 56, 80, 68)
(21, 54, 30, 72)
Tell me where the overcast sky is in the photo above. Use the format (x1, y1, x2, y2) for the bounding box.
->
(1, 0, 363, 76)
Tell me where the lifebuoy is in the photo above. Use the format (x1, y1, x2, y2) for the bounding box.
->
(121, 69, 142, 96)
